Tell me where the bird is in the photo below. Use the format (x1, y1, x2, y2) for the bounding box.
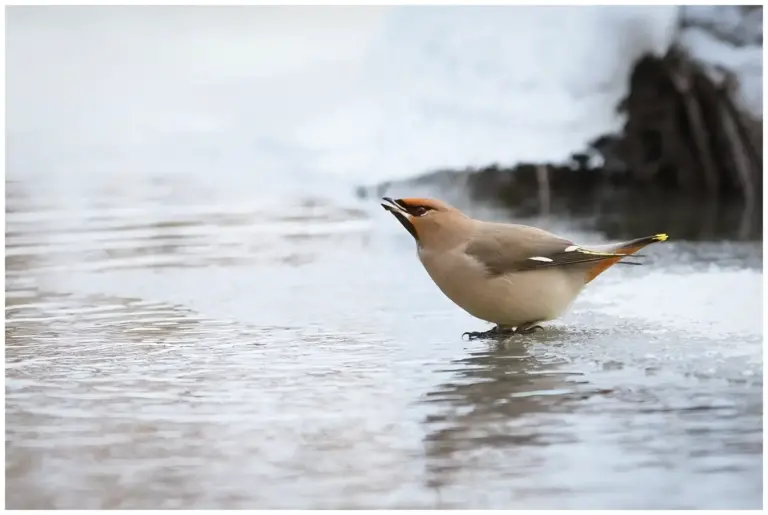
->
(380, 196, 668, 339)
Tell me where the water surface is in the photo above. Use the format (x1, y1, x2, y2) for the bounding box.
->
(6, 174, 762, 509)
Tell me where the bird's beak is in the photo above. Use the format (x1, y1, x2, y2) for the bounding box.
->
(381, 197, 418, 241)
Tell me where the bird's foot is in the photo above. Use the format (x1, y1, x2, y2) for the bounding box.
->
(515, 322, 546, 335)
(462, 325, 515, 340)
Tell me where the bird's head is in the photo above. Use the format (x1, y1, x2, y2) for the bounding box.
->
(380, 197, 470, 248)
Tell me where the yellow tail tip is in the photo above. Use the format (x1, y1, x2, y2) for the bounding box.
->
(654, 233, 669, 242)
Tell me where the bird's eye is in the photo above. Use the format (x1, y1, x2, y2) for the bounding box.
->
(413, 206, 428, 216)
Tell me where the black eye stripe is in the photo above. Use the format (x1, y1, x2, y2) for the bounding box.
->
(392, 199, 435, 215)
(409, 205, 432, 216)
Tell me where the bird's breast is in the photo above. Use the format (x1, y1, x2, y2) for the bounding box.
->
(417, 247, 584, 326)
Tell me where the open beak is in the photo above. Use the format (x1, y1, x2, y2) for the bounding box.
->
(381, 197, 418, 241)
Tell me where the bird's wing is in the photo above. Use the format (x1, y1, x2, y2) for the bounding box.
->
(464, 223, 636, 277)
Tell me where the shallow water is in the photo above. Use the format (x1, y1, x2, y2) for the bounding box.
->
(5, 172, 763, 509)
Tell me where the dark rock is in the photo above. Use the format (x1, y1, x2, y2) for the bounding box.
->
(612, 47, 762, 200)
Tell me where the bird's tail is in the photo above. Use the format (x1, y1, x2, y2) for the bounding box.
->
(611, 233, 669, 254)
(585, 233, 668, 283)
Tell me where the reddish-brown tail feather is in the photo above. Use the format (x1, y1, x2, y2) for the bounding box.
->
(585, 233, 668, 283)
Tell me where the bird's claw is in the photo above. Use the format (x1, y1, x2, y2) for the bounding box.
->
(462, 324, 545, 340)
(462, 326, 515, 340)
(515, 324, 546, 335)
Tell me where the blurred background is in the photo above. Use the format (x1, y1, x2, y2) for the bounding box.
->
(5, 5, 763, 510)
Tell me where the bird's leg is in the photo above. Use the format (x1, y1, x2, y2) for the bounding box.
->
(462, 325, 515, 340)
(514, 322, 546, 335)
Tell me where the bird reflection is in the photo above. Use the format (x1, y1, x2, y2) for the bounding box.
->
(421, 336, 592, 498)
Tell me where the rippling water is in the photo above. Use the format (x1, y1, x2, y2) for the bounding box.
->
(5, 172, 762, 509)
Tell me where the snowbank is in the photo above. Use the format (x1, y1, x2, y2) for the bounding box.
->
(7, 6, 761, 190)
(678, 6, 763, 117)
(300, 6, 763, 186)
(298, 6, 680, 182)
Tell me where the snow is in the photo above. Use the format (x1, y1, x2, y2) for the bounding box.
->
(6, 6, 388, 194)
(678, 6, 763, 117)
(681, 6, 762, 46)
(6, 6, 762, 189)
(296, 6, 680, 182)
